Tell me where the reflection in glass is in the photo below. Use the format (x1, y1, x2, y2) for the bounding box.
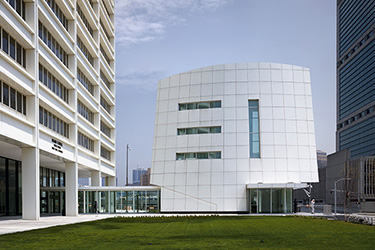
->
(272, 189, 284, 213)
(249, 100, 260, 158)
(0, 158, 6, 216)
(250, 189, 258, 213)
(258, 189, 270, 213)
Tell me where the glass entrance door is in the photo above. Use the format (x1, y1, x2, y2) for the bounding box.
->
(249, 188, 292, 214)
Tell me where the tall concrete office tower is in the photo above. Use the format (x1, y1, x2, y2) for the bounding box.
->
(0, 0, 115, 219)
(336, 0, 375, 158)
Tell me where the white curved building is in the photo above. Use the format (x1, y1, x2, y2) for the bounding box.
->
(151, 63, 319, 213)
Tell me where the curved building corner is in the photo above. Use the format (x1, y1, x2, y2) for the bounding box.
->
(151, 63, 319, 213)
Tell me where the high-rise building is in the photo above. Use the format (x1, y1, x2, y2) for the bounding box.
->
(132, 168, 148, 185)
(151, 63, 319, 213)
(0, 0, 115, 219)
(336, 0, 375, 158)
(140, 168, 151, 186)
(316, 150, 327, 169)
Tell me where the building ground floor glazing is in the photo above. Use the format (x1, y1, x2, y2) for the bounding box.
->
(249, 188, 293, 214)
(2, 156, 297, 216)
(0, 154, 161, 217)
(0, 156, 22, 216)
(78, 190, 160, 214)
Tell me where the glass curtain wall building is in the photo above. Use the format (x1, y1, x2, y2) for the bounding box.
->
(336, 0, 375, 158)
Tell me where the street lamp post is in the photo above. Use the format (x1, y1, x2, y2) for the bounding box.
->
(126, 144, 131, 186)
(334, 177, 351, 215)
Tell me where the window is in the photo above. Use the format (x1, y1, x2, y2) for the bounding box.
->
(16, 92, 22, 113)
(9, 37, 15, 59)
(100, 19, 112, 42)
(101, 146, 111, 161)
(77, 4, 93, 37)
(77, 68, 94, 96)
(78, 132, 94, 152)
(77, 36, 94, 67)
(100, 45, 111, 66)
(0, 81, 26, 115)
(45, 0, 68, 31)
(179, 101, 221, 110)
(177, 126, 221, 135)
(38, 22, 68, 68)
(78, 100, 94, 124)
(100, 96, 111, 114)
(249, 100, 260, 158)
(100, 71, 111, 90)
(5, 0, 25, 20)
(40, 167, 65, 188)
(176, 152, 221, 160)
(100, 121, 111, 138)
(10, 87, 16, 109)
(39, 64, 69, 103)
(39, 106, 69, 138)
(3, 82, 9, 106)
(1, 27, 26, 68)
(2, 29, 8, 54)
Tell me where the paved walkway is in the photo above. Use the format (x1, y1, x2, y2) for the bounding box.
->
(0, 213, 330, 235)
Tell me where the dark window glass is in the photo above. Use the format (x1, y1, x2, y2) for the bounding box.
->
(43, 109, 47, 126)
(177, 129, 186, 135)
(16, 0, 21, 15)
(10, 87, 16, 109)
(179, 101, 221, 110)
(211, 101, 221, 108)
(210, 127, 221, 133)
(48, 33, 52, 48)
(48, 112, 52, 129)
(2, 30, 9, 54)
(185, 153, 196, 159)
(178, 104, 186, 110)
(16, 92, 22, 112)
(22, 47, 26, 68)
(3, 83, 9, 106)
(176, 153, 185, 160)
(39, 64, 43, 82)
(16, 43, 22, 64)
(197, 102, 210, 109)
(187, 103, 196, 109)
(38, 21, 42, 38)
(22, 95, 26, 115)
(198, 127, 210, 134)
(197, 153, 208, 159)
(209, 152, 221, 159)
(39, 106, 43, 124)
(48, 72, 52, 89)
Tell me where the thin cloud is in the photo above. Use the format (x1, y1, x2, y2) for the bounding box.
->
(115, 0, 230, 46)
(116, 69, 166, 92)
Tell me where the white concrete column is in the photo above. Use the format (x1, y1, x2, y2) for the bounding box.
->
(21, 148, 40, 220)
(91, 170, 101, 186)
(66, 162, 78, 216)
(107, 176, 116, 186)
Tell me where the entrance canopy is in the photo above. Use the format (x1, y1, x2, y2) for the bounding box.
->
(246, 183, 309, 190)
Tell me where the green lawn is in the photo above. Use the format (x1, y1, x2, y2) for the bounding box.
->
(0, 216, 374, 249)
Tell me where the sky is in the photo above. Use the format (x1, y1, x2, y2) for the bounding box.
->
(114, 0, 336, 185)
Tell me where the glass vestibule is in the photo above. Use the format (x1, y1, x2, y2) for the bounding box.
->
(78, 190, 160, 214)
(40, 167, 65, 215)
(250, 188, 292, 214)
